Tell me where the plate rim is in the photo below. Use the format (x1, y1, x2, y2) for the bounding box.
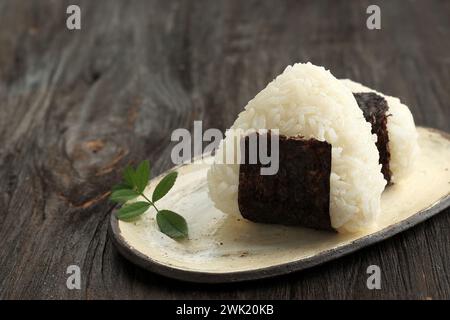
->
(109, 127, 450, 283)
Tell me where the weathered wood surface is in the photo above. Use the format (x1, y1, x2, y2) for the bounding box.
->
(0, 0, 449, 299)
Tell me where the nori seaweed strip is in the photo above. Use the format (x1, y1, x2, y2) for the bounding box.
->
(238, 132, 333, 231)
(353, 92, 392, 184)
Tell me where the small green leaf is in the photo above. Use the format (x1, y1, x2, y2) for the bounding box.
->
(112, 182, 132, 192)
(135, 160, 150, 193)
(116, 202, 150, 221)
(156, 210, 188, 239)
(152, 171, 178, 203)
(123, 165, 136, 189)
(109, 189, 139, 203)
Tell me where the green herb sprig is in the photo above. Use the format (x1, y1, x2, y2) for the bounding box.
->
(110, 160, 188, 240)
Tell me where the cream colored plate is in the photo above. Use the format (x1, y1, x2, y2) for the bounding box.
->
(110, 127, 450, 283)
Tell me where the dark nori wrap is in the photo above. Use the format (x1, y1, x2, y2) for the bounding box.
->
(238, 132, 333, 231)
(353, 92, 392, 184)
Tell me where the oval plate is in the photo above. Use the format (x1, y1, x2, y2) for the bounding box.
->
(110, 127, 450, 283)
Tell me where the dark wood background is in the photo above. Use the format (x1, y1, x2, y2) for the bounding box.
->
(0, 0, 449, 299)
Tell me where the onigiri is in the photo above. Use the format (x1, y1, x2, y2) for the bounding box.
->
(208, 62, 388, 233)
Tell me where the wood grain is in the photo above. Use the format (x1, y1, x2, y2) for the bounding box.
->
(0, 0, 449, 299)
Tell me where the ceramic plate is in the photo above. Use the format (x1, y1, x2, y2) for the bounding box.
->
(110, 127, 450, 283)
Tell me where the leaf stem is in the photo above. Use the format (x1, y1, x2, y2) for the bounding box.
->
(140, 192, 160, 212)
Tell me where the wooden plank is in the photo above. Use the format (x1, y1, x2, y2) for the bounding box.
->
(0, 0, 448, 299)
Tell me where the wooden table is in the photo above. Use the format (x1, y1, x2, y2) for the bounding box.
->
(0, 0, 449, 299)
